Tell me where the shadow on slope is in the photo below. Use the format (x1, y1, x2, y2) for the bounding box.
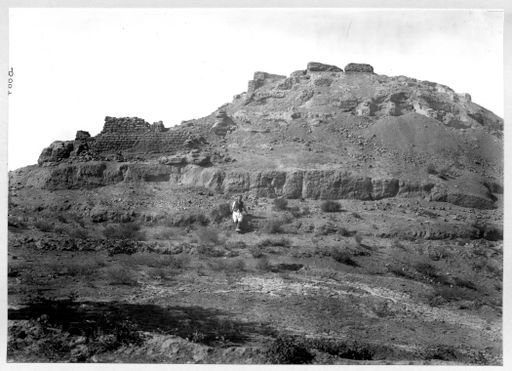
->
(8, 298, 276, 346)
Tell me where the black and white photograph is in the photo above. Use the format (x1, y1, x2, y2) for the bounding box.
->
(3, 3, 508, 366)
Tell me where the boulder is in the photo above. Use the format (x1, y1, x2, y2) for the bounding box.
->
(307, 62, 342, 72)
(38, 140, 74, 165)
(344, 63, 374, 73)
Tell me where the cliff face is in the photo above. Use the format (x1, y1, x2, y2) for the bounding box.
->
(25, 62, 503, 209)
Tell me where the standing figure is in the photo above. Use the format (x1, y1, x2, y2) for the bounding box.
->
(231, 195, 247, 232)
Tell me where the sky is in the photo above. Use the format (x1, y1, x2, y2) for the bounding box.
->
(8, 8, 504, 170)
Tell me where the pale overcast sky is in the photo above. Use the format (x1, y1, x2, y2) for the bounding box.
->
(8, 8, 503, 170)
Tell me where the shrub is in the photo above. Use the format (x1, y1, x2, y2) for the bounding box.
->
(59, 263, 97, 277)
(196, 227, 222, 245)
(263, 218, 285, 234)
(124, 253, 189, 269)
(224, 240, 247, 250)
(265, 336, 314, 364)
(437, 167, 450, 180)
(388, 265, 415, 280)
(103, 223, 146, 241)
(423, 344, 460, 361)
(250, 246, 265, 258)
(426, 163, 438, 175)
(428, 286, 477, 305)
(338, 227, 352, 237)
(150, 267, 169, 280)
(453, 277, 477, 290)
(273, 197, 288, 211)
(107, 240, 138, 256)
(56, 214, 68, 223)
(414, 262, 438, 279)
(303, 338, 376, 360)
(315, 222, 338, 236)
(210, 203, 232, 223)
(34, 220, 54, 232)
(331, 249, 358, 267)
(166, 212, 209, 227)
(259, 237, 290, 247)
(106, 267, 137, 285)
(320, 200, 341, 212)
(288, 206, 302, 218)
(197, 245, 226, 257)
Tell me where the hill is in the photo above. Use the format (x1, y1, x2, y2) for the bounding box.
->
(7, 62, 503, 364)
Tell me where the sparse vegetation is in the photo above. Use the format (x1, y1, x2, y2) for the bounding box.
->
(320, 200, 341, 212)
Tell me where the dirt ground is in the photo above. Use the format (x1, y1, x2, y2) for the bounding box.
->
(7, 183, 503, 364)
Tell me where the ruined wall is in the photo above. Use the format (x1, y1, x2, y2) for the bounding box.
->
(38, 117, 208, 165)
(90, 116, 203, 154)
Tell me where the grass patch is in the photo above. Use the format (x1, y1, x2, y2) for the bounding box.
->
(320, 200, 341, 212)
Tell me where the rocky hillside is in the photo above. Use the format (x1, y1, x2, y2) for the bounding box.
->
(10, 62, 503, 209)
